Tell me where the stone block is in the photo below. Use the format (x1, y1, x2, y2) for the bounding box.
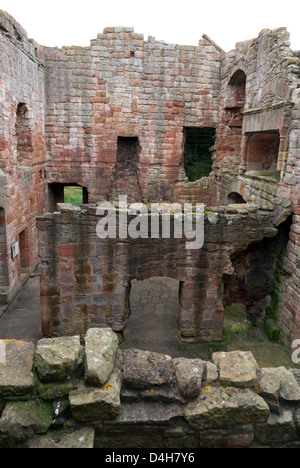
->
(212, 351, 259, 388)
(0, 401, 53, 446)
(35, 336, 83, 382)
(185, 387, 269, 430)
(28, 427, 95, 448)
(172, 358, 206, 399)
(255, 409, 296, 447)
(123, 350, 173, 389)
(278, 367, 300, 402)
(0, 340, 35, 399)
(199, 424, 254, 448)
(69, 371, 121, 422)
(85, 328, 119, 386)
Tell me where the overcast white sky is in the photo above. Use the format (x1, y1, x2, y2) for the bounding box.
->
(1, 0, 300, 52)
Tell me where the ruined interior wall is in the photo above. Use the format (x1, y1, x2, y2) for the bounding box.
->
(280, 98, 300, 346)
(216, 28, 300, 350)
(44, 29, 221, 205)
(0, 11, 47, 302)
(217, 28, 296, 174)
(1, 10, 299, 351)
(37, 204, 279, 341)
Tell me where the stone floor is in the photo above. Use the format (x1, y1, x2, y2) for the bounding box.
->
(0, 275, 42, 342)
(0, 274, 296, 368)
(121, 278, 295, 368)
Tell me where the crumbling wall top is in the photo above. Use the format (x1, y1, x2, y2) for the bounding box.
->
(0, 10, 45, 65)
(0, 10, 28, 40)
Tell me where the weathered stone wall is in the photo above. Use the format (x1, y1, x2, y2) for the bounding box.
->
(216, 28, 300, 350)
(0, 11, 47, 304)
(37, 203, 286, 342)
(43, 29, 221, 205)
(0, 10, 300, 352)
(1, 330, 300, 448)
(217, 28, 297, 174)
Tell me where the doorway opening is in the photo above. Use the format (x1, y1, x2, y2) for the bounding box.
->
(124, 277, 181, 354)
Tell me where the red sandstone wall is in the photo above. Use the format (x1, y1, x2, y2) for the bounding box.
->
(0, 11, 47, 302)
(216, 28, 300, 349)
(217, 28, 296, 175)
(37, 205, 277, 341)
(43, 29, 221, 205)
(1, 10, 300, 352)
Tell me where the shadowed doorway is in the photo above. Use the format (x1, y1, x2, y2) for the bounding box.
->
(124, 277, 181, 355)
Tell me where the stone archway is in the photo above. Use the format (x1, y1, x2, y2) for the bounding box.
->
(226, 192, 247, 205)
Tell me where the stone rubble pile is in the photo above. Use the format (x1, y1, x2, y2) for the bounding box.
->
(0, 329, 300, 448)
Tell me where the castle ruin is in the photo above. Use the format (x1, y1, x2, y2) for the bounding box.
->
(0, 10, 299, 349)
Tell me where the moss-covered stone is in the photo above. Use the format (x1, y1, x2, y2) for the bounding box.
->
(70, 371, 121, 423)
(0, 400, 53, 446)
(37, 379, 78, 401)
(35, 336, 83, 382)
(264, 319, 281, 342)
(28, 426, 95, 448)
(185, 387, 270, 430)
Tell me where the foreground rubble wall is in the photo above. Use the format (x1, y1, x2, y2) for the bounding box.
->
(1, 329, 300, 448)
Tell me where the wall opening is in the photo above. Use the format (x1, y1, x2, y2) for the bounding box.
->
(64, 186, 85, 205)
(265, 215, 293, 329)
(109, 136, 142, 203)
(223, 235, 279, 327)
(225, 70, 246, 110)
(184, 127, 215, 181)
(0, 208, 9, 287)
(224, 70, 246, 129)
(116, 136, 140, 164)
(124, 277, 180, 354)
(226, 192, 247, 205)
(16, 103, 33, 162)
(246, 131, 280, 175)
(217, 70, 246, 170)
(19, 228, 29, 274)
(48, 183, 88, 212)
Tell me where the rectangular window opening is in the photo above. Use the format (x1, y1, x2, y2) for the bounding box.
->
(246, 131, 280, 177)
(184, 127, 215, 182)
(48, 183, 88, 212)
(117, 137, 140, 164)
